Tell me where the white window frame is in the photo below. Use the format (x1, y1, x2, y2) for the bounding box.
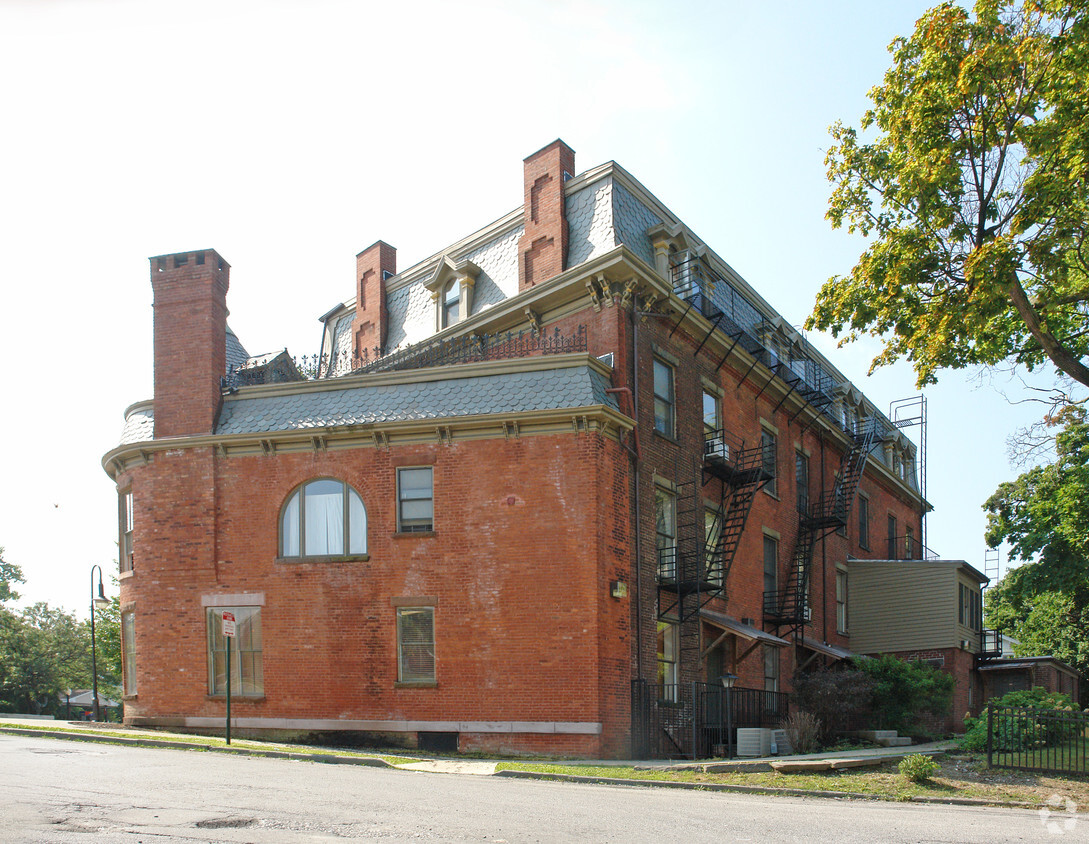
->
(397, 467, 434, 533)
(397, 606, 436, 684)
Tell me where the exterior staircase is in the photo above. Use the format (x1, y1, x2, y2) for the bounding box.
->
(853, 729, 912, 748)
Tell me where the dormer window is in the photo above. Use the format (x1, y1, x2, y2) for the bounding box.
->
(425, 256, 480, 333)
(442, 281, 460, 328)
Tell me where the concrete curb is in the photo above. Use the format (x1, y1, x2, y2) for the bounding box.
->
(494, 769, 1042, 810)
(0, 725, 1048, 810)
(0, 726, 391, 768)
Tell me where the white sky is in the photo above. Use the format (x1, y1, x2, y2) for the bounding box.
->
(0, 0, 1060, 615)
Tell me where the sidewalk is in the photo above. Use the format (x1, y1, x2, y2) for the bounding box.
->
(0, 715, 954, 775)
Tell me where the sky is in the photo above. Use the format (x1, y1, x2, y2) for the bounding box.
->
(0, 0, 1064, 616)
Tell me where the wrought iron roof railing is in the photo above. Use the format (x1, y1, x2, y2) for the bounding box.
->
(671, 254, 899, 444)
(224, 326, 589, 388)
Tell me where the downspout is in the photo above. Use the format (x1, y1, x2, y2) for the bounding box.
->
(621, 300, 643, 681)
(819, 431, 827, 644)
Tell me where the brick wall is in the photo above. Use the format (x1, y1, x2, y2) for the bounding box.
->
(887, 646, 979, 734)
(119, 430, 634, 757)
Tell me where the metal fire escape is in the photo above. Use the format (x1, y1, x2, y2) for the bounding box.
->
(764, 417, 889, 638)
(658, 433, 772, 703)
(658, 434, 771, 624)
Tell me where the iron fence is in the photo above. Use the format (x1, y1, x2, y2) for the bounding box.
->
(224, 326, 589, 388)
(631, 679, 790, 760)
(987, 705, 1089, 776)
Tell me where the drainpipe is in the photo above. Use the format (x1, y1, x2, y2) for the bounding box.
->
(629, 302, 644, 680)
(819, 431, 828, 645)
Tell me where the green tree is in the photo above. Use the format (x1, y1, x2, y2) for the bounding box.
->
(0, 549, 121, 716)
(808, 0, 1089, 391)
(0, 546, 23, 603)
(94, 582, 122, 702)
(984, 408, 1089, 677)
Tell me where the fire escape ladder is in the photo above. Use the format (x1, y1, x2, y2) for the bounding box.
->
(766, 417, 890, 634)
(702, 431, 772, 598)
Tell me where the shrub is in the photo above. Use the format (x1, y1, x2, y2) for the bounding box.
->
(791, 666, 874, 745)
(898, 753, 939, 783)
(959, 688, 1083, 751)
(780, 710, 822, 755)
(852, 655, 954, 735)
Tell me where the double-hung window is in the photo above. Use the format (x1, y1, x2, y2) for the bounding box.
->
(653, 359, 675, 438)
(655, 487, 677, 581)
(122, 611, 136, 695)
(795, 451, 809, 515)
(703, 390, 727, 460)
(657, 621, 679, 701)
(441, 282, 460, 329)
(761, 429, 777, 495)
(887, 514, 898, 559)
(763, 533, 778, 610)
(397, 607, 435, 683)
(763, 644, 780, 693)
(397, 467, 434, 532)
(120, 491, 134, 573)
(836, 569, 848, 634)
(857, 495, 870, 549)
(705, 507, 723, 587)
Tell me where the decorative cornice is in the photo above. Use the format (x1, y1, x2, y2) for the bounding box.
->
(103, 403, 633, 480)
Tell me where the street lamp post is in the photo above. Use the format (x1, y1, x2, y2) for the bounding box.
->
(90, 565, 109, 722)
(719, 672, 738, 759)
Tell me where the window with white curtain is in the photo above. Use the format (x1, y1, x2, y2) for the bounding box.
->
(280, 479, 367, 558)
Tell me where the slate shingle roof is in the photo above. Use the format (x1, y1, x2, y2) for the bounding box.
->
(216, 364, 618, 436)
(117, 364, 618, 445)
(119, 405, 154, 445)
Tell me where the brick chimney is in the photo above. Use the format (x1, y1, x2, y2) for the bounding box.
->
(518, 139, 575, 292)
(150, 249, 230, 438)
(353, 240, 396, 361)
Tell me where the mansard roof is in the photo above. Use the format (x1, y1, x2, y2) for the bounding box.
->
(114, 356, 619, 448)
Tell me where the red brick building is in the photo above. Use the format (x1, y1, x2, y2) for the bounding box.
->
(104, 140, 965, 758)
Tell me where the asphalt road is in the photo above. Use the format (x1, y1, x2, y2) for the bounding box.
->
(0, 734, 1073, 842)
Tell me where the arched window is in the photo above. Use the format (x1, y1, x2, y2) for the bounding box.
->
(441, 281, 460, 328)
(280, 479, 367, 558)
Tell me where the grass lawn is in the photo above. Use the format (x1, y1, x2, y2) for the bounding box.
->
(990, 738, 1087, 776)
(496, 756, 1089, 808)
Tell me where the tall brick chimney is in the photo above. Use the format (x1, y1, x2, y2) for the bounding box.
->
(518, 139, 575, 292)
(150, 249, 230, 438)
(353, 240, 396, 360)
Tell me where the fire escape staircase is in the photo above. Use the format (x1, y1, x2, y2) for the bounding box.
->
(658, 432, 771, 626)
(764, 418, 889, 635)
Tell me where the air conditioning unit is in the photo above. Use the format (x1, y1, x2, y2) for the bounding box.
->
(771, 728, 793, 756)
(736, 728, 772, 758)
